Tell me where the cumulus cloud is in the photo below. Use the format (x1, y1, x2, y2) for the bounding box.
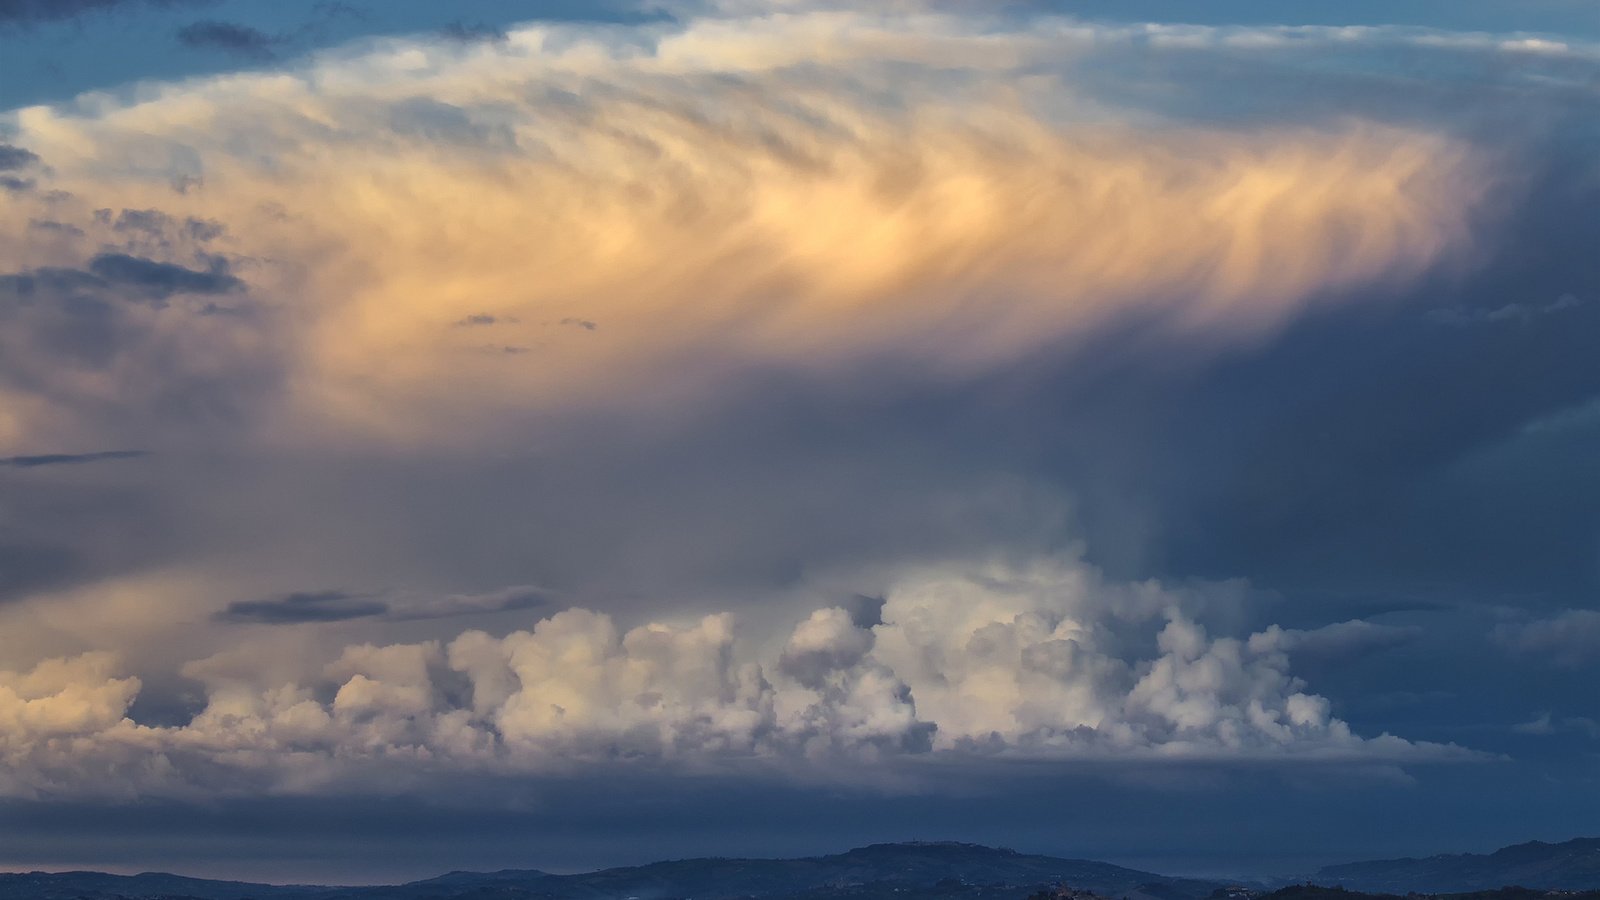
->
(0, 557, 1476, 800)
(0, 10, 1488, 452)
(1495, 609, 1600, 667)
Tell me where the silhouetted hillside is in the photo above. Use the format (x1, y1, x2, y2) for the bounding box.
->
(1315, 838, 1600, 893)
(0, 842, 1218, 900)
(12, 839, 1600, 900)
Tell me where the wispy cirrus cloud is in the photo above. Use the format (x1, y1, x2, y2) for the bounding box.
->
(0, 11, 1492, 454)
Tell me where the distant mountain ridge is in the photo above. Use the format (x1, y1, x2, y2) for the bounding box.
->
(0, 841, 1220, 900)
(11, 837, 1600, 900)
(1315, 837, 1600, 893)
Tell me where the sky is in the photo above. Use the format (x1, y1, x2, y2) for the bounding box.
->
(0, 0, 1598, 886)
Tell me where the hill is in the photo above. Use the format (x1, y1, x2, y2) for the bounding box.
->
(1315, 838, 1600, 893)
(0, 842, 1219, 900)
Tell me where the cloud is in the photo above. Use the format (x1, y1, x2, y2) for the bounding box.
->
(0, 557, 1479, 801)
(383, 585, 549, 621)
(438, 20, 509, 44)
(1248, 620, 1421, 660)
(0, 144, 39, 170)
(0, 449, 148, 468)
(1513, 712, 1600, 739)
(0, 3, 1583, 819)
(216, 590, 389, 624)
(1494, 609, 1600, 667)
(215, 585, 550, 624)
(85, 253, 243, 301)
(175, 20, 280, 60)
(0, 10, 1489, 452)
(1426, 293, 1590, 327)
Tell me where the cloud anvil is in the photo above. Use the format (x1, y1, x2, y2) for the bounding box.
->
(0, 0, 1596, 882)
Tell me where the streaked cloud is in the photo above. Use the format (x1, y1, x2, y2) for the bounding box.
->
(0, 449, 148, 468)
(0, 10, 1490, 453)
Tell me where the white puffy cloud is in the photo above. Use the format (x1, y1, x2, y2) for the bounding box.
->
(0, 557, 1477, 800)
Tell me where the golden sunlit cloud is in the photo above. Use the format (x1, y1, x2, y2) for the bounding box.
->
(0, 11, 1486, 451)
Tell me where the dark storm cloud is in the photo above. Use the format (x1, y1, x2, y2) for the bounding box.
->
(175, 20, 279, 60)
(0, 450, 149, 468)
(217, 590, 390, 624)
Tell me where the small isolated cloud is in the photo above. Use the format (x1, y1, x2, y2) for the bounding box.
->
(560, 317, 598, 332)
(217, 590, 390, 624)
(1514, 712, 1600, 739)
(1249, 619, 1421, 660)
(175, 20, 280, 59)
(1426, 293, 1589, 326)
(0, 450, 148, 468)
(1494, 609, 1600, 668)
(1514, 712, 1556, 735)
(455, 314, 512, 327)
